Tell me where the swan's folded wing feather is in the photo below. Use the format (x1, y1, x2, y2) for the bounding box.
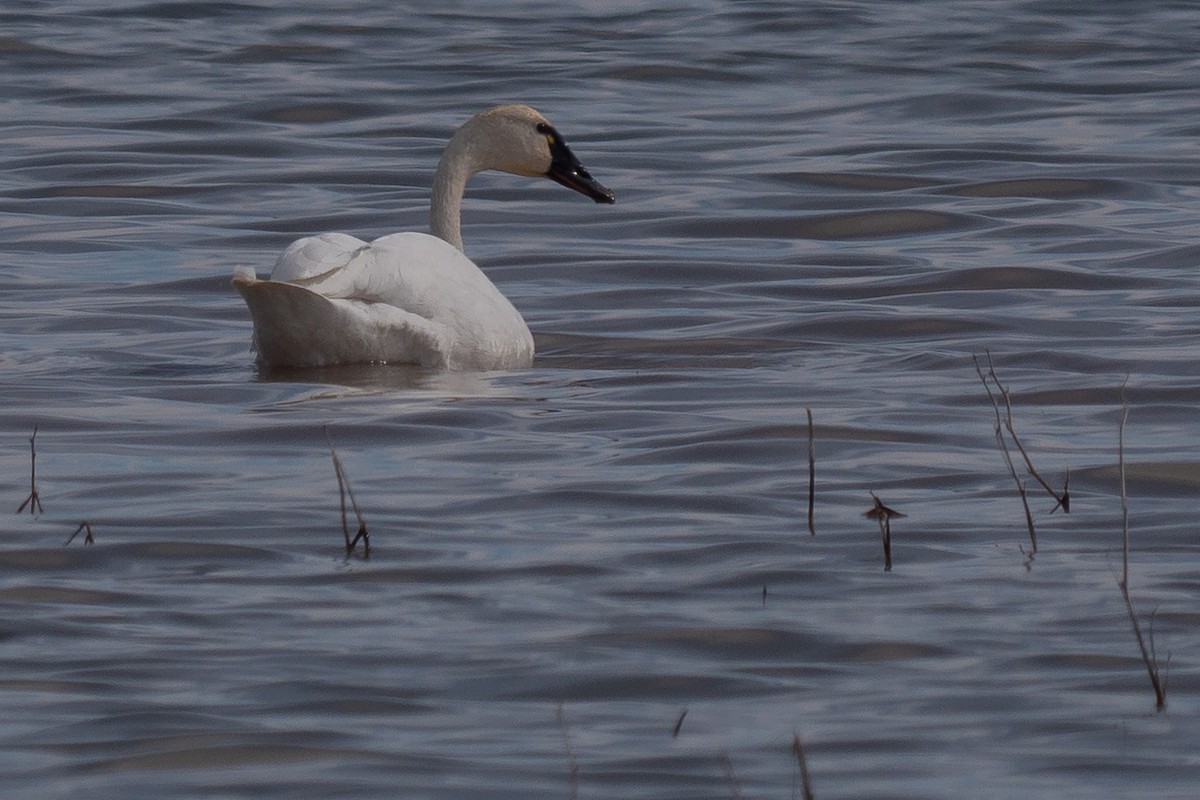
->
(270, 233, 421, 306)
(236, 231, 533, 370)
(270, 233, 372, 284)
(232, 274, 449, 368)
(274, 233, 504, 319)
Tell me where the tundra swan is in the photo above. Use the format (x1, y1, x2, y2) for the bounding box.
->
(233, 104, 614, 370)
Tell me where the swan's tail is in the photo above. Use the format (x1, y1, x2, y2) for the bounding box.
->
(233, 274, 445, 369)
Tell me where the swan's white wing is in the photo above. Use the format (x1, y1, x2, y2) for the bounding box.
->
(234, 231, 533, 370)
(233, 273, 448, 368)
(269, 232, 372, 284)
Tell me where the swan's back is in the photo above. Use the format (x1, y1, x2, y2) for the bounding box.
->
(235, 232, 534, 370)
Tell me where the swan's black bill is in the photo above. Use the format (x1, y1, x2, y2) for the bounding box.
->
(542, 125, 615, 204)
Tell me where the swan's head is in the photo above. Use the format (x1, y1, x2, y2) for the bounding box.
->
(461, 104, 615, 205)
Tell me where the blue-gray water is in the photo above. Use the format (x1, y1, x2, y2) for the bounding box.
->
(2, 2, 1198, 798)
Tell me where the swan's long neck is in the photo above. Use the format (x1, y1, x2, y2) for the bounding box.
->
(429, 126, 484, 254)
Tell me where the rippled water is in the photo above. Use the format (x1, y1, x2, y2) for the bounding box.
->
(2, 2, 1198, 798)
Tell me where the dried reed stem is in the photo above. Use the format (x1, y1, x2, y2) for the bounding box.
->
(865, 492, 903, 572)
(1120, 386, 1130, 585)
(719, 751, 743, 800)
(555, 701, 580, 800)
(672, 708, 687, 738)
(16, 425, 44, 516)
(324, 426, 369, 558)
(993, 364, 1068, 511)
(1116, 383, 1167, 711)
(806, 407, 816, 536)
(791, 733, 816, 800)
(880, 517, 891, 572)
(973, 355, 1038, 552)
(64, 521, 94, 546)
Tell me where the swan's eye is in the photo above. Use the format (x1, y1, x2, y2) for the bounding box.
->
(536, 122, 557, 147)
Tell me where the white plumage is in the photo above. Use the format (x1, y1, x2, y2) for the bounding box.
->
(233, 104, 614, 370)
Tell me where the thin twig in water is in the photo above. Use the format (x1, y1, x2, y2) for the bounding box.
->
(672, 708, 687, 738)
(1115, 382, 1167, 711)
(64, 521, 94, 546)
(1050, 468, 1070, 515)
(974, 355, 1037, 553)
(1018, 542, 1035, 572)
(996, 371, 1065, 508)
(792, 733, 816, 800)
(1120, 385, 1129, 584)
(324, 426, 369, 558)
(556, 701, 580, 800)
(864, 492, 904, 572)
(16, 426, 44, 516)
(719, 751, 743, 800)
(806, 407, 816, 536)
(1148, 607, 1171, 701)
(979, 353, 1069, 512)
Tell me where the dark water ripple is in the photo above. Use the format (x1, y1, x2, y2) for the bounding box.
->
(2, 1, 1199, 798)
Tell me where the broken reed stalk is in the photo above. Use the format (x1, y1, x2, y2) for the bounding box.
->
(1120, 386, 1130, 586)
(324, 426, 369, 558)
(865, 492, 903, 572)
(973, 355, 1037, 553)
(791, 733, 816, 800)
(980, 353, 1070, 513)
(672, 708, 687, 738)
(1116, 384, 1168, 711)
(64, 521, 94, 546)
(988, 354, 1069, 511)
(880, 515, 891, 572)
(996, 374, 1069, 511)
(806, 407, 816, 536)
(555, 701, 580, 800)
(16, 425, 44, 516)
(719, 751, 744, 800)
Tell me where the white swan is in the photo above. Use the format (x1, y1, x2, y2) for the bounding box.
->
(233, 104, 614, 370)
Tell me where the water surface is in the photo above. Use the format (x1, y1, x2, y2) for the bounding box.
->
(2, 2, 1198, 798)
